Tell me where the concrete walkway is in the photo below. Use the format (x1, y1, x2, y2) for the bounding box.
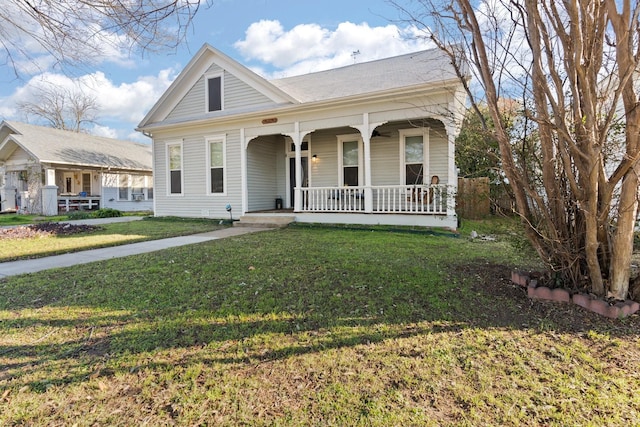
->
(0, 220, 270, 278)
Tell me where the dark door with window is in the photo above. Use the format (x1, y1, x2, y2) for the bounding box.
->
(289, 157, 308, 208)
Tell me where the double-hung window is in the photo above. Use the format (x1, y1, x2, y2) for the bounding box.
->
(132, 175, 145, 200)
(118, 175, 129, 200)
(82, 173, 91, 194)
(207, 135, 226, 194)
(338, 134, 363, 186)
(147, 177, 154, 200)
(400, 129, 429, 186)
(168, 143, 183, 195)
(206, 74, 223, 112)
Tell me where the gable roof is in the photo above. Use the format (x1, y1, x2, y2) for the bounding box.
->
(138, 43, 298, 129)
(138, 44, 465, 131)
(271, 48, 461, 103)
(0, 121, 152, 171)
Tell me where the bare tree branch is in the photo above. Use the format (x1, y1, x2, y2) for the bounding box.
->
(0, 0, 210, 79)
(18, 83, 99, 132)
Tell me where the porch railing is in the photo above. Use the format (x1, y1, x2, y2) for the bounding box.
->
(302, 186, 366, 212)
(299, 185, 450, 214)
(58, 196, 101, 212)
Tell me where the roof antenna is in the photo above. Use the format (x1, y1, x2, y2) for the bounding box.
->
(351, 50, 360, 64)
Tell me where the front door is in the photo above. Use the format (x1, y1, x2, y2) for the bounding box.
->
(63, 172, 74, 194)
(289, 157, 309, 208)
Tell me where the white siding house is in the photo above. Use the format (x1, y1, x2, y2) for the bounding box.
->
(0, 121, 153, 215)
(137, 44, 468, 229)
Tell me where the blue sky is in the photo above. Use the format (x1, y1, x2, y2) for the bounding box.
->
(0, 0, 433, 142)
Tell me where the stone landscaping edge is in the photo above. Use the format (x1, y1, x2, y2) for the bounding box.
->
(511, 270, 640, 319)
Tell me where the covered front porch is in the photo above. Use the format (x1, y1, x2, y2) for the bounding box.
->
(242, 115, 459, 229)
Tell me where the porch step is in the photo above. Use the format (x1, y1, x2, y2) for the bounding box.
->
(235, 215, 295, 228)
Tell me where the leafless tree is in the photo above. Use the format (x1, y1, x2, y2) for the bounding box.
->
(18, 83, 98, 132)
(0, 0, 208, 78)
(393, 0, 640, 300)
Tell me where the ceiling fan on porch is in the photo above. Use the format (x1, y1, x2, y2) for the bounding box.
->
(371, 129, 391, 138)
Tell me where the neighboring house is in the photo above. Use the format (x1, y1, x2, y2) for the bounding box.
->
(137, 44, 468, 229)
(0, 121, 153, 215)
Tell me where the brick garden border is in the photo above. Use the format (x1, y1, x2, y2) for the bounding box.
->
(511, 271, 640, 319)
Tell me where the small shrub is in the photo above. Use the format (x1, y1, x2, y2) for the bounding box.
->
(66, 211, 92, 220)
(92, 208, 122, 218)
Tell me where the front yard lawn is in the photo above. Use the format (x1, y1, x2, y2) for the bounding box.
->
(0, 217, 227, 262)
(1, 224, 638, 426)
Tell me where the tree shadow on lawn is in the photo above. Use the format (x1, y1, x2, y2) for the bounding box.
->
(0, 312, 468, 392)
(1, 230, 639, 392)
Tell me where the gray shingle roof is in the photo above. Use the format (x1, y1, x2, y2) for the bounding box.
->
(0, 121, 152, 171)
(270, 48, 459, 103)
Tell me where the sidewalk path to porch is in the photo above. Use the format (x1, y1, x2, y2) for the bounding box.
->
(0, 218, 271, 278)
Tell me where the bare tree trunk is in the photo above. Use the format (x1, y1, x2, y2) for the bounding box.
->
(610, 174, 639, 299)
(395, 0, 640, 300)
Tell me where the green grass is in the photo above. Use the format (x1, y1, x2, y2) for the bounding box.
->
(0, 214, 66, 226)
(0, 223, 638, 426)
(0, 216, 227, 262)
(0, 211, 152, 226)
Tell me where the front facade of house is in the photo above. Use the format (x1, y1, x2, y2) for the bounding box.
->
(0, 121, 153, 215)
(138, 45, 467, 228)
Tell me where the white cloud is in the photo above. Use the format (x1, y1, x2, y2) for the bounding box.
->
(1, 67, 178, 141)
(234, 20, 433, 78)
(79, 68, 177, 124)
(89, 124, 119, 139)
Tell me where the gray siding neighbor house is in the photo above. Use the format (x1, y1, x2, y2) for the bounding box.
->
(0, 121, 153, 215)
(137, 44, 467, 229)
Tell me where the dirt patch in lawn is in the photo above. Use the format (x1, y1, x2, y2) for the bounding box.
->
(0, 222, 102, 239)
(454, 260, 640, 334)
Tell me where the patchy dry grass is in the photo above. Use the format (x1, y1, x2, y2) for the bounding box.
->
(0, 217, 226, 262)
(0, 224, 638, 426)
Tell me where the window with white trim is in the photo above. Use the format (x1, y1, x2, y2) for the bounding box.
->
(168, 143, 183, 195)
(337, 134, 363, 186)
(82, 173, 91, 194)
(118, 175, 129, 200)
(206, 74, 223, 112)
(147, 177, 154, 199)
(206, 136, 226, 194)
(400, 129, 429, 185)
(118, 174, 153, 200)
(131, 175, 145, 200)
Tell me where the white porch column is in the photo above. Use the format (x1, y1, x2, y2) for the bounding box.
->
(293, 123, 303, 211)
(241, 128, 248, 215)
(44, 168, 56, 186)
(284, 122, 313, 212)
(445, 122, 459, 217)
(41, 185, 58, 216)
(353, 113, 385, 213)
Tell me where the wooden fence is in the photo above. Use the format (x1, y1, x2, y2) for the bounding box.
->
(457, 177, 490, 219)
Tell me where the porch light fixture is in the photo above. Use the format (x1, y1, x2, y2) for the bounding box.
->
(312, 154, 318, 162)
